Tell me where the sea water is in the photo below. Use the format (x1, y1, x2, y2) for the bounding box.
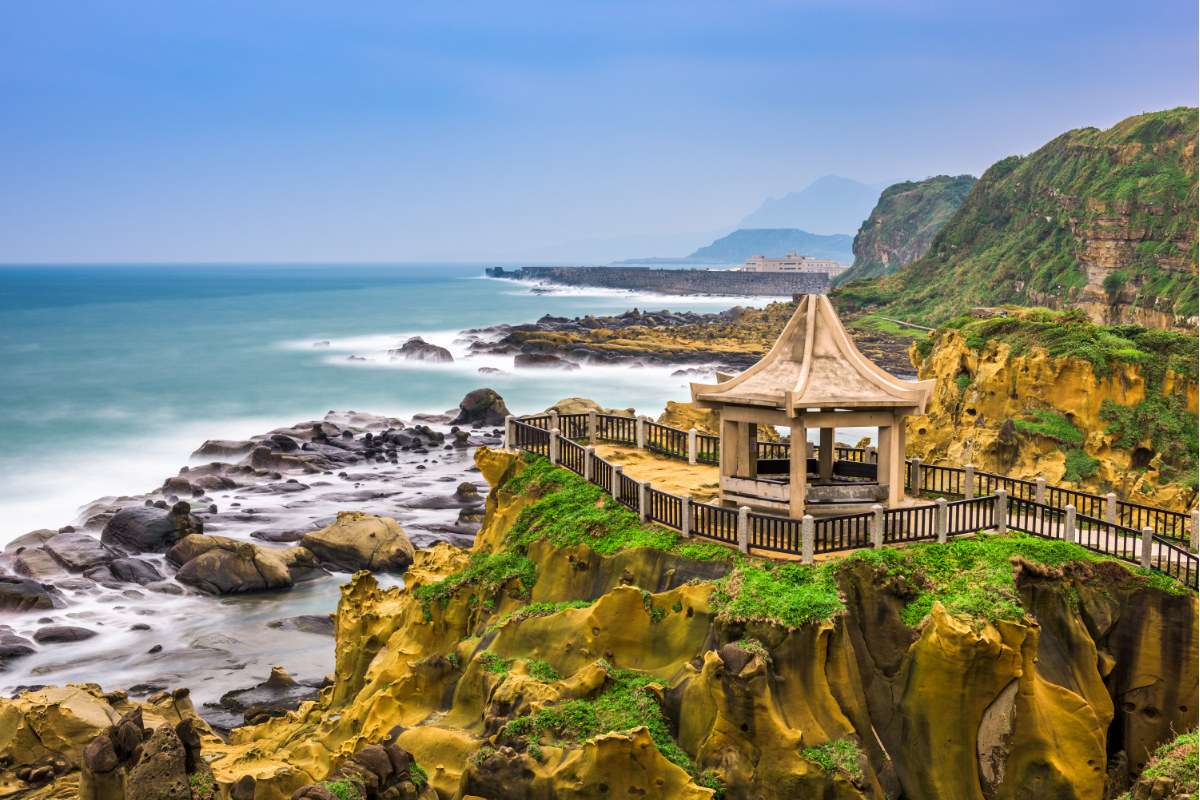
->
(0, 263, 782, 543)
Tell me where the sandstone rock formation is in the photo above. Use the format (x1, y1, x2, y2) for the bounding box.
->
(300, 511, 415, 573)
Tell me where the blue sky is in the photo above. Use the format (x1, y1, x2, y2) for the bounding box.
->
(1, 0, 1196, 262)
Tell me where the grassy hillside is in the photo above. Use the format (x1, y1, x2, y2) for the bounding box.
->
(834, 174, 976, 286)
(832, 108, 1198, 326)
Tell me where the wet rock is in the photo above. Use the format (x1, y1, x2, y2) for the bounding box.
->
(250, 527, 306, 543)
(301, 511, 414, 573)
(109, 557, 166, 586)
(192, 439, 256, 460)
(33, 625, 97, 644)
(278, 547, 329, 584)
(0, 575, 64, 611)
(101, 502, 203, 554)
(44, 532, 117, 572)
(514, 352, 580, 370)
(266, 614, 335, 636)
(0, 628, 36, 666)
(388, 336, 453, 363)
(212, 667, 324, 728)
(450, 388, 510, 427)
(4, 529, 57, 553)
(14, 547, 66, 580)
(168, 535, 295, 595)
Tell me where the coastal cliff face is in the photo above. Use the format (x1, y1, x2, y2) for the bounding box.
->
(1, 448, 1195, 799)
(906, 312, 1198, 511)
(835, 175, 977, 287)
(833, 107, 1199, 331)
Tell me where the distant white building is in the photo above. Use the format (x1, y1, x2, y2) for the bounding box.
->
(742, 252, 849, 278)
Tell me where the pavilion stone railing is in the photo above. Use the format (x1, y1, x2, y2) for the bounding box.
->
(503, 417, 1198, 590)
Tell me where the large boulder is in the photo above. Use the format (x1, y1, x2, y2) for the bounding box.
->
(101, 502, 203, 554)
(388, 337, 453, 363)
(450, 388, 510, 427)
(300, 511, 414, 573)
(514, 353, 579, 370)
(0, 575, 63, 612)
(167, 535, 294, 595)
(291, 741, 427, 800)
(43, 533, 117, 573)
(126, 723, 190, 800)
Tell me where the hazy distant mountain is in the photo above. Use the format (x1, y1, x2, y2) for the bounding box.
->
(738, 175, 886, 234)
(685, 229, 853, 264)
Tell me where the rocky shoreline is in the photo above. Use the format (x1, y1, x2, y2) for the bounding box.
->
(0, 390, 513, 731)
(455, 300, 918, 377)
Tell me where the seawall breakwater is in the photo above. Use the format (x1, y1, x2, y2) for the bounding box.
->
(487, 265, 828, 295)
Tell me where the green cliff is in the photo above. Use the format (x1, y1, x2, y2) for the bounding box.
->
(834, 175, 977, 286)
(832, 107, 1199, 329)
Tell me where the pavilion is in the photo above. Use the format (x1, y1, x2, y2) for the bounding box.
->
(690, 294, 935, 518)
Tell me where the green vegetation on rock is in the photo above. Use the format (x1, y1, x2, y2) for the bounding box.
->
(412, 550, 539, 619)
(801, 738, 865, 779)
(832, 108, 1199, 324)
(836, 174, 977, 286)
(710, 561, 842, 629)
(1120, 730, 1198, 799)
(500, 659, 723, 794)
(503, 457, 732, 562)
(318, 775, 365, 800)
(1014, 409, 1084, 446)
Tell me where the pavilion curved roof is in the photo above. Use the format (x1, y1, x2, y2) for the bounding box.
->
(690, 294, 935, 413)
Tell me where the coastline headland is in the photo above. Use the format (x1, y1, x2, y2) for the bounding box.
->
(486, 265, 828, 295)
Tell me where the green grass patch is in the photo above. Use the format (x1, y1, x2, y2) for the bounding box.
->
(710, 561, 843, 629)
(502, 457, 734, 562)
(1014, 409, 1084, 447)
(855, 532, 1189, 627)
(410, 762, 428, 788)
(479, 651, 510, 674)
(1062, 448, 1101, 484)
(731, 638, 773, 667)
(525, 658, 562, 682)
(411, 550, 539, 620)
(854, 314, 930, 340)
(319, 775, 365, 800)
(801, 738, 864, 779)
(1124, 730, 1198, 798)
(500, 660, 722, 795)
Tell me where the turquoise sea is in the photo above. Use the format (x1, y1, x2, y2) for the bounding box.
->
(0, 263, 778, 543)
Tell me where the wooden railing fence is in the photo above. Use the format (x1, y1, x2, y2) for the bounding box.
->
(502, 413, 1198, 589)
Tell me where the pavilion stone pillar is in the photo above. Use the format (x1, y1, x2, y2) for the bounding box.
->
(789, 421, 807, 518)
(719, 414, 738, 481)
(877, 421, 904, 507)
(818, 427, 835, 483)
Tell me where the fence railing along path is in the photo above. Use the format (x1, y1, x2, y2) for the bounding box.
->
(506, 413, 1198, 590)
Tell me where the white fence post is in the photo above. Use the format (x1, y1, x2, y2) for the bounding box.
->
(549, 410, 559, 433)
(871, 504, 885, 549)
(994, 489, 1008, 534)
(611, 465, 623, 501)
(1105, 493, 1118, 525)
(549, 428, 560, 465)
(587, 409, 598, 445)
(1064, 504, 1077, 545)
(583, 446, 595, 482)
(806, 440, 815, 459)
(680, 494, 692, 538)
(911, 457, 923, 495)
(865, 445, 877, 464)
(687, 428, 698, 465)
(964, 464, 975, 500)
(737, 506, 750, 553)
(801, 515, 815, 565)
(1141, 527, 1154, 569)
(936, 498, 948, 544)
(636, 415, 646, 449)
(1190, 510, 1199, 554)
(638, 481, 649, 522)
(503, 415, 514, 450)
(1035, 478, 1046, 506)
